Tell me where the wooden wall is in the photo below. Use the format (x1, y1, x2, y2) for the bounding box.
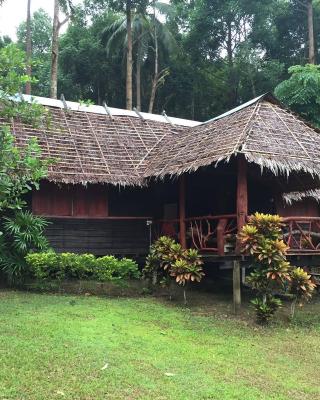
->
(276, 197, 320, 217)
(32, 182, 152, 256)
(32, 182, 108, 217)
(44, 218, 150, 256)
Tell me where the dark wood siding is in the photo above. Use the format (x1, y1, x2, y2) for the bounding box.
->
(276, 198, 320, 217)
(33, 182, 108, 218)
(45, 218, 150, 256)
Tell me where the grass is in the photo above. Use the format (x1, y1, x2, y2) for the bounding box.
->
(0, 290, 320, 400)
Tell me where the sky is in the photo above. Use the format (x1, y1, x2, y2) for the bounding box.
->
(0, 0, 82, 40)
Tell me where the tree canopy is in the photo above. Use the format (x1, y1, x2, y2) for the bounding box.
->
(5, 0, 320, 121)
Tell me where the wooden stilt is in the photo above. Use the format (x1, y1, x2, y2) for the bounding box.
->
(236, 156, 248, 252)
(233, 260, 241, 314)
(179, 175, 187, 248)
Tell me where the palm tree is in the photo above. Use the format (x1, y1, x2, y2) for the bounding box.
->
(103, 1, 175, 112)
(125, 0, 133, 109)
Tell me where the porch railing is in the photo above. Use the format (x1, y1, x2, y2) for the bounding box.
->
(282, 217, 320, 253)
(154, 215, 320, 256)
(154, 214, 237, 255)
(186, 215, 237, 254)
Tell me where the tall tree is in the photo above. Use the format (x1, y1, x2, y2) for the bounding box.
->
(103, 1, 174, 111)
(126, 0, 133, 109)
(17, 9, 52, 97)
(148, 0, 158, 113)
(50, 0, 71, 99)
(25, 0, 32, 94)
(307, 0, 316, 63)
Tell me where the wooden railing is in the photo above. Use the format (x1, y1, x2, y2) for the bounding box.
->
(186, 215, 237, 255)
(282, 217, 320, 253)
(154, 214, 237, 255)
(154, 215, 320, 256)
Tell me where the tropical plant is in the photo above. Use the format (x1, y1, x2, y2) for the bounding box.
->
(0, 44, 51, 284)
(289, 267, 317, 318)
(102, 1, 175, 111)
(251, 296, 283, 325)
(144, 236, 204, 304)
(0, 211, 49, 284)
(240, 213, 317, 324)
(275, 64, 320, 127)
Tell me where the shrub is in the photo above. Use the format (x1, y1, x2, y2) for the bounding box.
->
(144, 236, 204, 304)
(239, 213, 316, 324)
(251, 296, 282, 325)
(289, 267, 317, 318)
(25, 252, 140, 282)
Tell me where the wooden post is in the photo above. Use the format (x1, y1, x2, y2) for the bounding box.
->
(236, 156, 248, 252)
(179, 175, 187, 249)
(217, 218, 228, 256)
(233, 260, 241, 314)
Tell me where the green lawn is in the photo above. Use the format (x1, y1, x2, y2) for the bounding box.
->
(0, 290, 320, 400)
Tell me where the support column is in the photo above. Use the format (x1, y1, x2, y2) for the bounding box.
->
(179, 174, 187, 249)
(233, 260, 241, 314)
(236, 156, 248, 252)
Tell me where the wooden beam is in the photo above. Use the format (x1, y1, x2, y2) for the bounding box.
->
(236, 156, 248, 252)
(233, 260, 241, 314)
(179, 174, 187, 248)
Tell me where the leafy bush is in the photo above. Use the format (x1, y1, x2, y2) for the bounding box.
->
(251, 296, 282, 325)
(239, 213, 317, 324)
(0, 44, 52, 284)
(144, 236, 204, 304)
(289, 267, 317, 318)
(25, 252, 140, 282)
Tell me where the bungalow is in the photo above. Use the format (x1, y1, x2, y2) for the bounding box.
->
(6, 93, 320, 262)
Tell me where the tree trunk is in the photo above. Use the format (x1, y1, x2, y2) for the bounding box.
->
(126, 0, 133, 110)
(25, 0, 32, 95)
(290, 297, 298, 319)
(183, 287, 187, 305)
(226, 19, 237, 107)
(136, 41, 142, 111)
(226, 20, 233, 69)
(148, 1, 158, 114)
(307, 0, 316, 64)
(50, 0, 60, 99)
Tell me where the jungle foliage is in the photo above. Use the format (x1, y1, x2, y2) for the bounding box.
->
(7, 0, 320, 122)
(0, 44, 50, 284)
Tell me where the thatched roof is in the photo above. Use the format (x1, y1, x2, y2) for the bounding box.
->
(5, 93, 320, 187)
(144, 94, 320, 180)
(283, 189, 320, 205)
(7, 95, 198, 186)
